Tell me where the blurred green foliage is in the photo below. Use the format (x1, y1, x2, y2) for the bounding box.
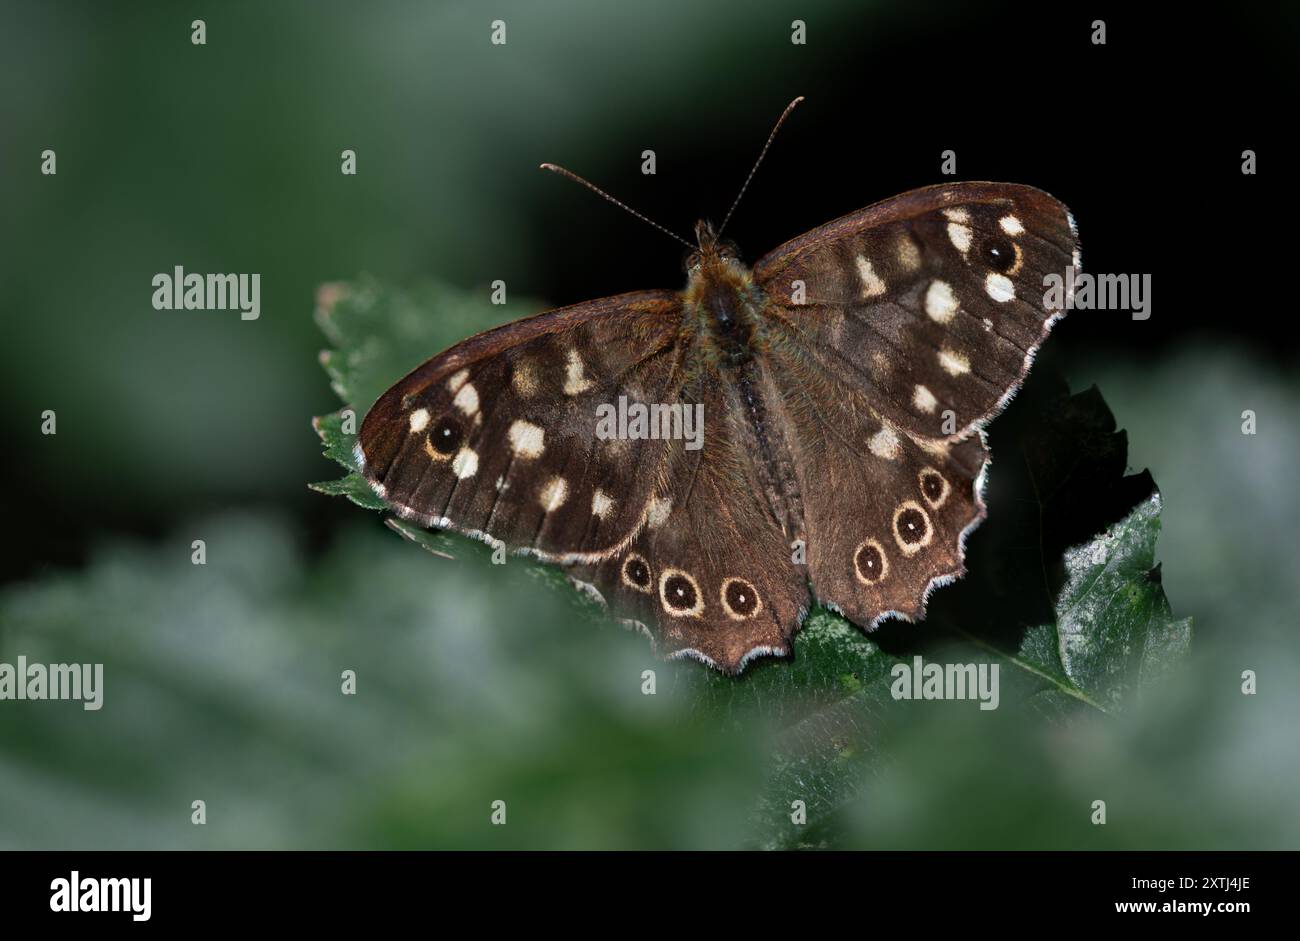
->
(2, 459, 1293, 848)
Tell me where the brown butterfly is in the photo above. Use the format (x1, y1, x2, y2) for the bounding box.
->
(356, 99, 1080, 673)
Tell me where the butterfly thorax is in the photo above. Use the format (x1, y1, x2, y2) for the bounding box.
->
(685, 226, 761, 365)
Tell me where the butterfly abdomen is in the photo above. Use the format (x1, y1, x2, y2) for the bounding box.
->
(678, 257, 807, 542)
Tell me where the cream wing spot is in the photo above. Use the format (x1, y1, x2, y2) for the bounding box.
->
(913, 385, 939, 414)
(591, 489, 615, 519)
(646, 496, 673, 528)
(453, 382, 480, 416)
(868, 426, 902, 460)
(938, 348, 970, 376)
(942, 207, 970, 224)
(446, 369, 470, 393)
(999, 214, 1025, 235)
(539, 476, 568, 512)
(854, 255, 887, 298)
(408, 408, 430, 433)
(507, 420, 545, 459)
(512, 360, 539, 397)
(451, 448, 479, 479)
(563, 349, 594, 395)
(925, 279, 959, 324)
(947, 222, 972, 255)
(985, 272, 1015, 303)
(896, 235, 921, 271)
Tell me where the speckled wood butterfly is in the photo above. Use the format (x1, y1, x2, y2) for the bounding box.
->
(357, 100, 1080, 673)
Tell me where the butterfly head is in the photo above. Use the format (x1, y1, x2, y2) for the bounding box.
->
(687, 219, 743, 273)
(684, 220, 755, 337)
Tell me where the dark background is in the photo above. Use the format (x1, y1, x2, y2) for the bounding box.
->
(1, 1, 1292, 581)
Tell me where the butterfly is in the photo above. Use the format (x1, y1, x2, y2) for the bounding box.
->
(356, 99, 1080, 673)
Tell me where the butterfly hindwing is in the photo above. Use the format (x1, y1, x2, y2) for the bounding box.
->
(358, 290, 687, 561)
(756, 341, 990, 626)
(754, 181, 1079, 442)
(570, 366, 810, 673)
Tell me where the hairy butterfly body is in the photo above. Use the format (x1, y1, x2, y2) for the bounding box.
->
(357, 111, 1079, 673)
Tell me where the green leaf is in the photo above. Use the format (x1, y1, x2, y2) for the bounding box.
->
(1012, 493, 1192, 711)
(956, 494, 1192, 719)
(309, 278, 1193, 847)
(308, 413, 385, 511)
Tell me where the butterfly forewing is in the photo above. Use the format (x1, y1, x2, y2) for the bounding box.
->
(358, 290, 687, 561)
(754, 182, 1078, 442)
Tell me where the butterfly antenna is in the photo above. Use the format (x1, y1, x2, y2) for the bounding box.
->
(717, 96, 805, 238)
(539, 162, 694, 250)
